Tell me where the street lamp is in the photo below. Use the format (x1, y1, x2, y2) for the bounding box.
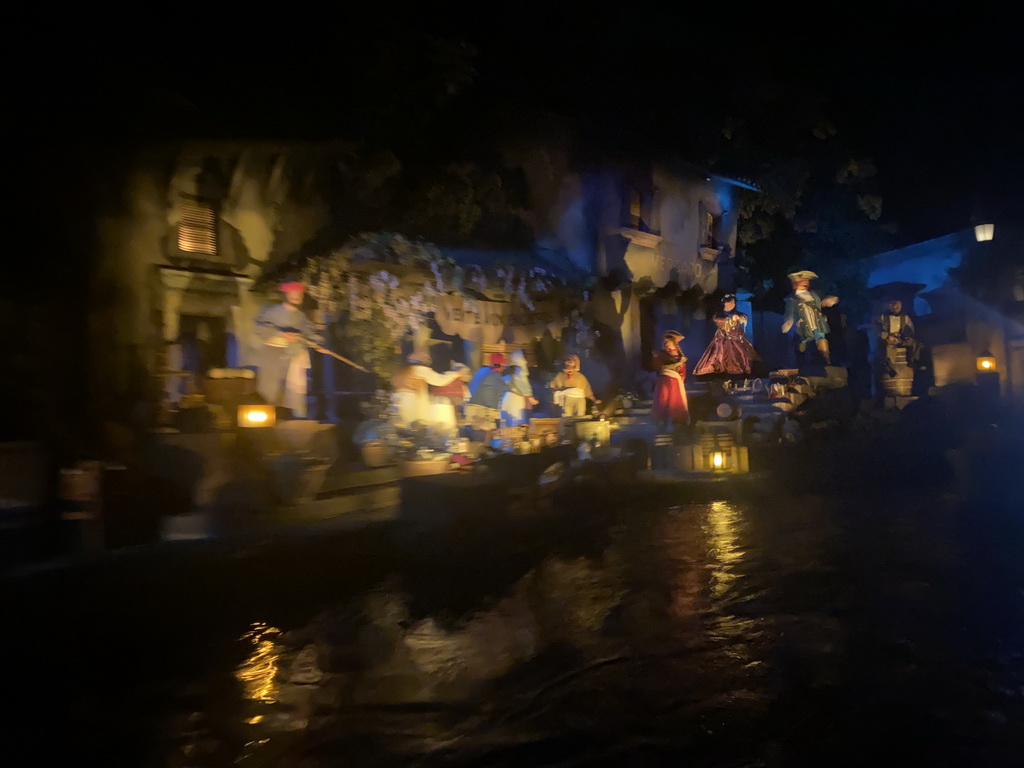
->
(974, 223, 995, 242)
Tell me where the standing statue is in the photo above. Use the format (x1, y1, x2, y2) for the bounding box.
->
(652, 330, 690, 429)
(781, 270, 839, 366)
(877, 299, 919, 376)
(465, 352, 509, 441)
(390, 350, 470, 429)
(253, 282, 324, 417)
(428, 363, 472, 431)
(499, 349, 538, 426)
(693, 293, 762, 377)
(548, 354, 599, 417)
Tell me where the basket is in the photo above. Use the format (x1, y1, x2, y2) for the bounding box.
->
(361, 441, 393, 468)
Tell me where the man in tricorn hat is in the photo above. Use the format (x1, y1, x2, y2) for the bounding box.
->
(253, 281, 324, 417)
(781, 270, 839, 366)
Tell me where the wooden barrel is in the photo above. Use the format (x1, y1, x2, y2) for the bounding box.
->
(882, 347, 914, 396)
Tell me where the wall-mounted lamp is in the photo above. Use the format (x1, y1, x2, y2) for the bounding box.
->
(976, 350, 997, 373)
(974, 223, 995, 242)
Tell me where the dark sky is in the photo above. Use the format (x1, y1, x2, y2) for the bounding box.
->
(25, 3, 1021, 247)
(450, 6, 1022, 244)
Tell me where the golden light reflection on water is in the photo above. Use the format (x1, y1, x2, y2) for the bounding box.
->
(705, 501, 744, 600)
(236, 622, 282, 703)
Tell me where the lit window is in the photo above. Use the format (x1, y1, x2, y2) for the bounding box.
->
(629, 191, 643, 230)
(624, 185, 658, 235)
(178, 197, 217, 255)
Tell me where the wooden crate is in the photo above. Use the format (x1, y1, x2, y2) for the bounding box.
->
(528, 418, 562, 438)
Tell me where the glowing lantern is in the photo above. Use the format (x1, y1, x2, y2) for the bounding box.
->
(238, 404, 276, 428)
(976, 350, 997, 373)
(974, 223, 995, 242)
(707, 438, 729, 472)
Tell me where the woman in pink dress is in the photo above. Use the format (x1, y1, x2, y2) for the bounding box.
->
(652, 330, 690, 429)
(693, 294, 761, 378)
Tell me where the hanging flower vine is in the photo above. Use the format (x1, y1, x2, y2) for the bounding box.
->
(265, 232, 587, 381)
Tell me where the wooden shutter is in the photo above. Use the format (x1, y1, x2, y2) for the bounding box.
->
(177, 198, 217, 255)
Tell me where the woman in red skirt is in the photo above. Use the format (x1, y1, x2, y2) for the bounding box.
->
(652, 330, 690, 429)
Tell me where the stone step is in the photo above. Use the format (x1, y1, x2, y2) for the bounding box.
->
(613, 416, 656, 426)
(735, 403, 785, 414)
(319, 464, 401, 495)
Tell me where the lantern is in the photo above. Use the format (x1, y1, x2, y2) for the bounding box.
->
(974, 223, 995, 242)
(707, 438, 729, 472)
(976, 350, 997, 373)
(237, 404, 276, 428)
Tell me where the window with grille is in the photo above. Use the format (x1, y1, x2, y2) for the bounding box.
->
(177, 197, 217, 256)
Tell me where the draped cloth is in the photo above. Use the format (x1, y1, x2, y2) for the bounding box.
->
(391, 364, 466, 428)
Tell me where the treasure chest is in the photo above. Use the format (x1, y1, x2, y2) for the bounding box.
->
(528, 417, 562, 438)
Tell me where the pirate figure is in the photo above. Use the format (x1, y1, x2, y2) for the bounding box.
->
(499, 349, 538, 426)
(877, 299, 919, 378)
(693, 293, 762, 377)
(253, 281, 324, 417)
(465, 352, 510, 440)
(390, 350, 470, 429)
(781, 270, 839, 366)
(548, 353, 599, 417)
(651, 330, 690, 429)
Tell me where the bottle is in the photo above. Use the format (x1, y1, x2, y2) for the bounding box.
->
(577, 440, 591, 462)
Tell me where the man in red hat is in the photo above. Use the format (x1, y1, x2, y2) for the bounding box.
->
(253, 281, 324, 417)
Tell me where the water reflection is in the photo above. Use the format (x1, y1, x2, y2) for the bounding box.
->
(704, 500, 744, 600)
(157, 493, 1022, 766)
(236, 622, 282, 703)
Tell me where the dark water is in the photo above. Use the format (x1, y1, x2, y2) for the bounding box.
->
(6, 484, 1024, 767)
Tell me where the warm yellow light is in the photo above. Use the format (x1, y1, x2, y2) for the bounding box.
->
(974, 223, 995, 242)
(712, 452, 724, 468)
(976, 351, 998, 373)
(237, 404, 276, 428)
